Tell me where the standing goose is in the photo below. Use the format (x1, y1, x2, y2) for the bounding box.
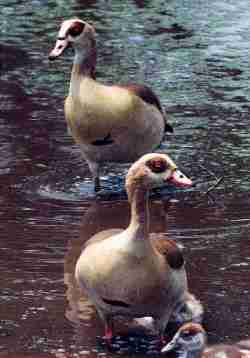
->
(161, 322, 250, 358)
(48, 19, 173, 191)
(75, 152, 202, 341)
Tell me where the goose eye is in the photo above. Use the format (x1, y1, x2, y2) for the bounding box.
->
(147, 158, 168, 173)
(181, 330, 193, 338)
(68, 22, 85, 37)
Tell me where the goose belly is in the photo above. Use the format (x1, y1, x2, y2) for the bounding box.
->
(65, 89, 165, 163)
(75, 243, 186, 317)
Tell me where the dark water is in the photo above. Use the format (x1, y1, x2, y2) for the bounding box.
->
(1, 0, 250, 356)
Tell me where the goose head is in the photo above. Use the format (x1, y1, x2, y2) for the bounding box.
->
(161, 323, 206, 354)
(125, 153, 192, 199)
(48, 18, 95, 61)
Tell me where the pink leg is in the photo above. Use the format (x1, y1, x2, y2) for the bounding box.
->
(104, 319, 114, 341)
(104, 325, 113, 340)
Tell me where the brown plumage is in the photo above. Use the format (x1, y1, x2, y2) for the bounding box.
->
(49, 19, 173, 191)
(75, 153, 202, 340)
(152, 237, 184, 269)
(120, 84, 173, 133)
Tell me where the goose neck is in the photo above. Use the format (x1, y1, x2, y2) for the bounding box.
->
(71, 38, 97, 80)
(128, 186, 149, 239)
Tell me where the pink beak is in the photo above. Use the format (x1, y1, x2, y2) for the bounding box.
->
(167, 169, 193, 187)
(48, 38, 69, 61)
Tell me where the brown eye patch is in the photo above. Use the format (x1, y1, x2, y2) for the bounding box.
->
(68, 21, 85, 37)
(146, 157, 168, 173)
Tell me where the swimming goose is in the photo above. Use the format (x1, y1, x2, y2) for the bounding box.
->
(48, 19, 173, 191)
(162, 323, 250, 358)
(75, 152, 201, 341)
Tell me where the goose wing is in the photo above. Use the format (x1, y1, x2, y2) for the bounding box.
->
(150, 235, 184, 269)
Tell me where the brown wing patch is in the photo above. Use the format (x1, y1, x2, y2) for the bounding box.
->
(119, 84, 173, 133)
(120, 84, 163, 112)
(151, 237, 184, 269)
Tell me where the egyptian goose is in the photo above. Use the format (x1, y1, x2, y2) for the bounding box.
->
(48, 19, 173, 191)
(161, 323, 250, 358)
(75, 152, 202, 341)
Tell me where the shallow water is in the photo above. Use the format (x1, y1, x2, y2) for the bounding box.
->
(1, 0, 250, 356)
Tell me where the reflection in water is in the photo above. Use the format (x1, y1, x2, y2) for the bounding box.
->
(64, 200, 130, 352)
